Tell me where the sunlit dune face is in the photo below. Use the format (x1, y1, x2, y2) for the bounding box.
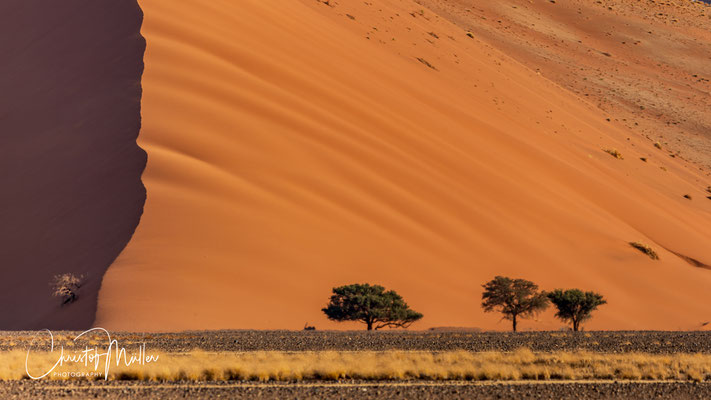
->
(93, 0, 711, 332)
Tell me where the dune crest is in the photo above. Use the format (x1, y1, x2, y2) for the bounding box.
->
(96, 0, 711, 331)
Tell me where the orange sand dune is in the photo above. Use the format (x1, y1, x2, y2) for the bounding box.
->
(97, 0, 711, 331)
(422, 0, 711, 169)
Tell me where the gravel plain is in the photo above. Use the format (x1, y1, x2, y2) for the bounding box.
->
(2, 380, 711, 400)
(3, 330, 711, 399)
(3, 330, 710, 353)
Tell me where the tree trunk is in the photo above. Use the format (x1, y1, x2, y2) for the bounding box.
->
(366, 320, 373, 331)
(573, 319, 579, 332)
(512, 314, 517, 332)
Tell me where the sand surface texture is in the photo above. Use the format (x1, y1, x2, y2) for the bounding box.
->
(92, 0, 711, 331)
(421, 0, 711, 168)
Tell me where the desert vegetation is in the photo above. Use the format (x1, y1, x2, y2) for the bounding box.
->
(603, 148, 624, 159)
(50, 273, 84, 305)
(480, 276, 607, 331)
(629, 242, 660, 260)
(548, 289, 607, 332)
(481, 276, 549, 332)
(319, 278, 607, 332)
(9, 349, 711, 382)
(322, 283, 423, 330)
(481, 276, 608, 332)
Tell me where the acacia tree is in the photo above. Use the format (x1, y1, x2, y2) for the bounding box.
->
(481, 276, 549, 332)
(322, 283, 423, 330)
(547, 289, 606, 331)
(51, 273, 84, 305)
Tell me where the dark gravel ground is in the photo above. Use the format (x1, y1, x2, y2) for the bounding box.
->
(2, 381, 711, 400)
(4, 330, 711, 398)
(3, 330, 711, 354)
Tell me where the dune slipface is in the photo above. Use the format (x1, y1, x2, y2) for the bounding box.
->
(0, 0, 146, 329)
(96, 0, 711, 331)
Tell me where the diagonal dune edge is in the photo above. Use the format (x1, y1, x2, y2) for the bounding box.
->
(95, 0, 711, 332)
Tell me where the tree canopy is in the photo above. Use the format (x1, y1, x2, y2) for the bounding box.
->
(322, 283, 423, 330)
(547, 289, 606, 331)
(481, 276, 549, 332)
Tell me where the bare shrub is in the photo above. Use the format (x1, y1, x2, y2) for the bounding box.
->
(629, 242, 659, 260)
(51, 273, 84, 305)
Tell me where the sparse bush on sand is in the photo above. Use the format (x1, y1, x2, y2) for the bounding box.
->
(9, 349, 711, 382)
(629, 242, 659, 260)
(604, 148, 624, 159)
(51, 273, 84, 305)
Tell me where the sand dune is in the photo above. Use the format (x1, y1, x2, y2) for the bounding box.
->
(96, 0, 711, 331)
(422, 0, 711, 169)
(0, 0, 146, 329)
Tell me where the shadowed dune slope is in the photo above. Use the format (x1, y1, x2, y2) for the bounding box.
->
(97, 0, 711, 331)
(0, 0, 146, 329)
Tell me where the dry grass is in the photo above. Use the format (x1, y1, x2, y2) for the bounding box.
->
(604, 149, 624, 159)
(629, 242, 659, 260)
(5, 349, 711, 382)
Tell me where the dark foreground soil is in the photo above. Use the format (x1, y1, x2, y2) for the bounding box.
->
(2, 380, 711, 400)
(3, 330, 711, 354)
(4, 331, 711, 399)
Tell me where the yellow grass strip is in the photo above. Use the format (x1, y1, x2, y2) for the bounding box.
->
(4, 349, 711, 382)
